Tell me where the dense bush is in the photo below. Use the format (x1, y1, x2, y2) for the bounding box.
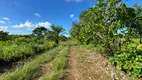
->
(0, 37, 56, 61)
(109, 44, 142, 78)
(0, 31, 9, 41)
(0, 43, 34, 61)
(33, 41, 56, 53)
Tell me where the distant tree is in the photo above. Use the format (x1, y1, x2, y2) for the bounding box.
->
(59, 35, 68, 41)
(32, 27, 47, 39)
(46, 25, 64, 45)
(0, 31, 9, 41)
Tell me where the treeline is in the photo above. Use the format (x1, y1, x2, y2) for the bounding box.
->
(70, 0, 142, 78)
(0, 25, 67, 43)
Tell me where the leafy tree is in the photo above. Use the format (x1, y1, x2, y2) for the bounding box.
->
(70, 0, 142, 78)
(115, 3, 142, 43)
(70, 22, 82, 41)
(70, 0, 142, 55)
(32, 27, 47, 39)
(71, 0, 124, 55)
(46, 25, 64, 45)
(0, 31, 9, 41)
(132, 4, 142, 43)
(116, 3, 142, 43)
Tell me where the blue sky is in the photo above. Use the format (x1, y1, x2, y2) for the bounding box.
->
(0, 0, 141, 35)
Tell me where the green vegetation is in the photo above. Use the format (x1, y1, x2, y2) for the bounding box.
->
(32, 25, 65, 45)
(0, 24, 68, 80)
(39, 47, 68, 80)
(32, 27, 47, 39)
(70, 0, 142, 54)
(0, 37, 56, 61)
(0, 46, 64, 80)
(1, 0, 142, 79)
(0, 24, 67, 62)
(0, 31, 9, 41)
(109, 44, 142, 77)
(46, 25, 65, 45)
(70, 0, 142, 78)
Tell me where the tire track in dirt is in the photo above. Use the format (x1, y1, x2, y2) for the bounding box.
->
(34, 62, 52, 80)
(64, 47, 80, 80)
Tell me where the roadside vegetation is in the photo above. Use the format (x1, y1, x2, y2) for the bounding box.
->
(0, 24, 68, 80)
(0, 38, 56, 61)
(39, 47, 68, 80)
(0, 24, 66, 62)
(70, 0, 142, 78)
(0, 46, 65, 80)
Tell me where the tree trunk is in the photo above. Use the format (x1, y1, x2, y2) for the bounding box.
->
(140, 34, 142, 44)
(55, 39, 59, 45)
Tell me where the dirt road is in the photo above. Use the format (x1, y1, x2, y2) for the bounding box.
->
(64, 47, 132, 80)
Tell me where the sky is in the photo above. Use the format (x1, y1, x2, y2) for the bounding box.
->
(0, 0, 141, 35)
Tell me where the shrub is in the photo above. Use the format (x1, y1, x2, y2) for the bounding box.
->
(109, 44, 142, 78)
(0, 42, 35, 61)
(0, 38, 56, 61)
(137, 44, 142, 51)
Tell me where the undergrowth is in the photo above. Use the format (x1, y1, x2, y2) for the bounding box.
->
(39, 47, 68, 80)
(0, 46, 64, 80)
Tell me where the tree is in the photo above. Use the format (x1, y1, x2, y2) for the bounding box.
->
(0, 31, 9, 41)
(116, 3, 142, 43)
(70, 22, 81, 40)
(70, 0, 127, 55)
(32, 27, 47, 39)
(132, 4, 142, 43)
(46, 25, 64, 45)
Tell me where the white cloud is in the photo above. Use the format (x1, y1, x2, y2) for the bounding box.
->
(0, 26, 8, 31)
(66, 0, 82, 2)
(38, 22, 52, 29)
(12, 20, 34, 29)
(70, 14, 78, 22)
(0, 20, 6, 24)
(33, 13, 41, 17)
(3, 17, 10, 20)
(14, 1, 19, 6)
(70, 14, 74, 18)
(12, 20, 52, 29)
(24, 20, 32, 28)
(72, 17, 78, 21)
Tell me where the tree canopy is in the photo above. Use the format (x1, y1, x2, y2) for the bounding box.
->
(0, 31, 9, 41)
(32, 27, 47, 39)
(70, 0, 142, 55)
(46, 25, 65, 45)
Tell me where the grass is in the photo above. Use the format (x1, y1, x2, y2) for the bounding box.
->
(0, 46, 64, 80)
(60, 39, 79, 46)
(0, 40, 56, 61)
(77, 44, 104, 54)
(39, 47, 68, 80)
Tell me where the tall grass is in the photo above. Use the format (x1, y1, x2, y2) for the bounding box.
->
(39, 47, 68, 80)
(0, 39, 56, 61)
(0, 46, 64, 80)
